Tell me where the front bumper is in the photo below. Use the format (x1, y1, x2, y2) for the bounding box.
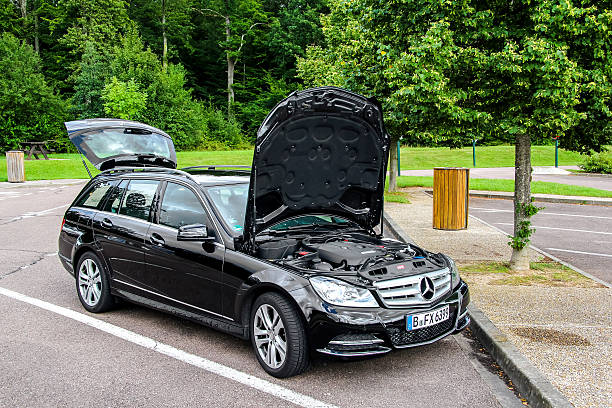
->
(300, 280, 470, 357)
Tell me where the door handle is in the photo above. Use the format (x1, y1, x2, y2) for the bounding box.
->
(101, 218, 113, 228)
(150, 233, 165, 247)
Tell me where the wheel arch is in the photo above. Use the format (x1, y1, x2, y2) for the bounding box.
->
(237, 282, 308, 339)
(72, 244, 104, 273)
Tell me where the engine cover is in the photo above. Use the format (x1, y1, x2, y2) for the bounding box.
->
(307, 241, 387, 267)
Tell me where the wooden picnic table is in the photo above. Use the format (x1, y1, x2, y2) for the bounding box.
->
(20, 140, 55, 160)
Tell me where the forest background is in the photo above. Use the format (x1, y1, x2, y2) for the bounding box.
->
(1, 0, 610, 155)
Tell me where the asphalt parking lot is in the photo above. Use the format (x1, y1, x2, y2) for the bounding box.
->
(469, 197, 612, 285)
(0, 181, 524, 408)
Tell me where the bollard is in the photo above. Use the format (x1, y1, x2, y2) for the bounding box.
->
(433, 167, 469, 230)
(6, 150, 25, 183)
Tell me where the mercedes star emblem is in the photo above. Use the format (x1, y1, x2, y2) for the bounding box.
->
(420, 276, 435, 300)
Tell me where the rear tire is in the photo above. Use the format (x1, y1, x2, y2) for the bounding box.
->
(250, 292, 309, 378)
(75, 252, 114, 313)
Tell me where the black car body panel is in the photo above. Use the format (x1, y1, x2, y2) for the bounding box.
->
(243, 87, 390, 251)
(60, 88, 470, 376)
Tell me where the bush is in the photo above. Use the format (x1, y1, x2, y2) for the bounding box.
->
(580, 152, 612, 174)
(200, 105, 245, 148)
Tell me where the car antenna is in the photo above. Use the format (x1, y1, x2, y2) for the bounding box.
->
(78, 151, 92, 179)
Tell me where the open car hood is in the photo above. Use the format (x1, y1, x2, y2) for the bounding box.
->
(65, 119, 177, 170)
(243, 87, 390, 250)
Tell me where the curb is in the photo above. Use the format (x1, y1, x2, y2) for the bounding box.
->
(425, 189, 612, 206)
(0, 179, 87, 189)
(382, 212, 415, 244)
(382, 211, 574, 408)
(568, 172, 612, 178)
(468, 304, 573, 408)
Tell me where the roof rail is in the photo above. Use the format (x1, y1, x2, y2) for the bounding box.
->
(180, 165, 251, 172)
(98, 166, 195, 181)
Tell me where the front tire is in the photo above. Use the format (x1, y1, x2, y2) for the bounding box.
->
(250, 293, 309, 378)
(75, 252, 114, 313)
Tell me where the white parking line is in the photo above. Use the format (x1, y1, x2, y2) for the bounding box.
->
(495, 223, 612, 235)
(471, 207, 612, 220)
(7, 204, 68, 222)
(545, 248, 612, 258)
(0, 286, 338, 408)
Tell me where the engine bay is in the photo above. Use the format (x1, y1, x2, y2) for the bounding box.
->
(256, 231, 447, 282)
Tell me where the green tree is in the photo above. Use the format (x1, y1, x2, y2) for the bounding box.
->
(127, 0, 194, 69)
(194, 0, 268, 113)
(71, 41, 111, 118)
(102, 77, 148, 120)
(297, 0, 485, 191)
(0, 32, 65, 150)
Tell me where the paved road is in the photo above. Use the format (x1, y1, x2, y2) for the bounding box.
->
(469, 198, 612, 285)
(0, 181, 523, 408)
(401, 167, 612, 191)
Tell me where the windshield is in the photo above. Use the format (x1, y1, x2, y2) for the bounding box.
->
(268, 215, 357, 231)
(206, 183, 249, 233)
(205, 183, 358, 235)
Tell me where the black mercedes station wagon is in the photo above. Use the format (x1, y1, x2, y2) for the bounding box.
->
(59, 87, 470, 378)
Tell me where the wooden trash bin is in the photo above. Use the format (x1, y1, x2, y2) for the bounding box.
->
(433, 167, 469, 230)
(6, 150, 26, 183)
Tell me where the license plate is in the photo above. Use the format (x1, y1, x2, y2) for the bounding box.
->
(406, 305, 450, 331)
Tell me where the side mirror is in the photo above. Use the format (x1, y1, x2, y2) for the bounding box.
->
(177, 224, 214, 241)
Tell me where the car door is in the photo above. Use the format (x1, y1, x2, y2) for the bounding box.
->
(144, 181, 225, 317)
(93, 178, 161, 287)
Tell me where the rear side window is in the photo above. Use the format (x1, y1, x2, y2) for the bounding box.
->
(75, 181, 116, 209)
(119, 180, 160, 221)
(102, 179, 128, 214)
(159, 182, 208, 229)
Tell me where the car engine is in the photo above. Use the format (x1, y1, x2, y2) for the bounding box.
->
(256, 232, 447, 282)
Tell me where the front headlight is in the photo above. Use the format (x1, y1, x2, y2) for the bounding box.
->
(309, 276, 378, 308)
(445, 255, 461, 289)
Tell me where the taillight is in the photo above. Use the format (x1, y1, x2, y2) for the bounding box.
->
(60, 217, 65, 230)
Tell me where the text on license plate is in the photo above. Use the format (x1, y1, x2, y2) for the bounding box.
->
(406, 305, 450, 331)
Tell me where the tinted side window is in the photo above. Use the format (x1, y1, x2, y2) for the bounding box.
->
(103, 179, 129, 213)
(160, 182, 207, 229)
(75, 180, 116, 209)
(119, 180, 160, 221)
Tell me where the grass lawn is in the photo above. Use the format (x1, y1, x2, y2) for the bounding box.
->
(459, 261, 600, 288)
(0, 150, 255, 181)
(396, 145, 586, 169)
(1, 146, 607, 199)
(396, 175, 612, 198)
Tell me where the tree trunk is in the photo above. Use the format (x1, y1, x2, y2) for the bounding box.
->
(388, 141, 398, 192)
(162, 0, 167, 71)
(225, 15, 235, 114)
(19, 0, 26, 19)
(510, 133, 532, 271)
(34, 14, 39, 53)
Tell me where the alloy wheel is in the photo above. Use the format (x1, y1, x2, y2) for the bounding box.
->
(253, 304, 287, 369)
(78, 258, 102, 307)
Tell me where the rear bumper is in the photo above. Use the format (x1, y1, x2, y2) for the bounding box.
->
(58, 252, 74, 276)
(300, 280, 470, 357)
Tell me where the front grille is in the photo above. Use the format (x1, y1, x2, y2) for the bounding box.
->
(373, 268, 451, 307)
(387, 310, 456, 346)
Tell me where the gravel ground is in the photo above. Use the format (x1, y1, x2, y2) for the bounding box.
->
(386, 189, 612, 408)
